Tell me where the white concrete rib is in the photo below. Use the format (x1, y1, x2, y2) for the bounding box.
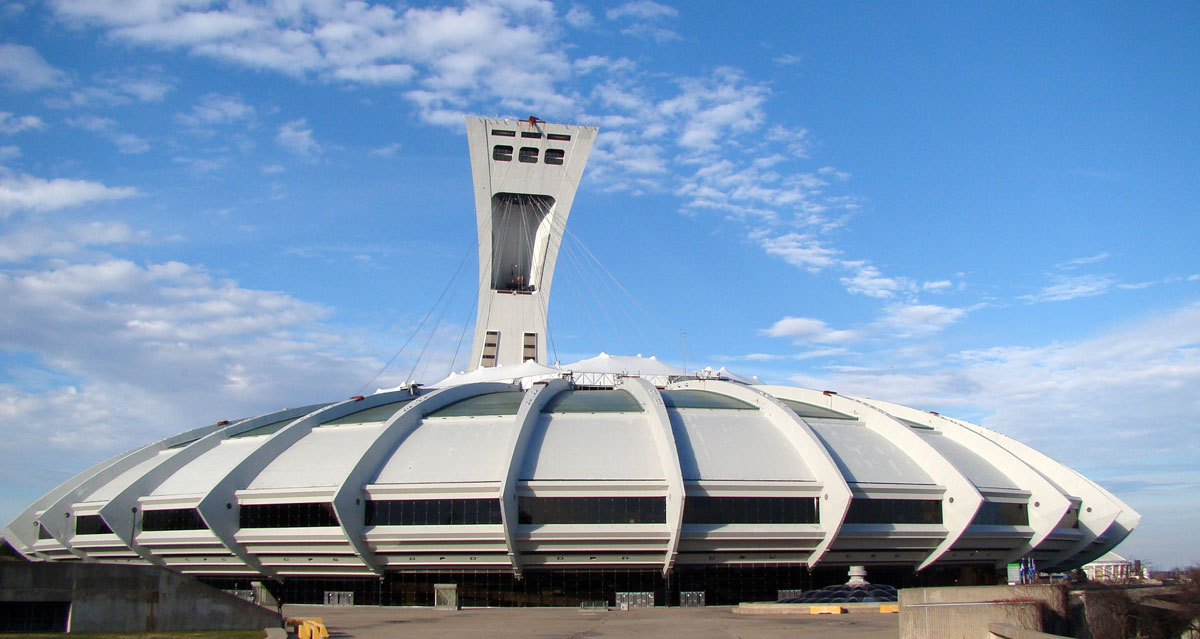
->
(670, 380, 853, 568)
(498, 379, 570, 577)
(859, 398, 1071, 564)
(618, 377, 686, 577)
(940, 416, 1122, 570)
(331, 382, 516, 575)
(757, 386, 983, 570)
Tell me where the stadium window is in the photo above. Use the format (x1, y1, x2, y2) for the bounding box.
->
(74, 515, 112, 536)
(544, 149, 565, 165)
(970, 501, 1029, 526)
(547, 133, 571, 141)
(142, 508, 208, 531)
(493, 145, 513, 161)
(518, 147, 539, 163)
(517, 497, 666, 525)
(521, 131, 542, 138)
(491, 129, 516, 137)
(239, 503, 339, 528)
(843, 498, 942, 525)
(37, 524, 53, 540)
(364, 499, 503, 526)
(682, 497, 819, 525)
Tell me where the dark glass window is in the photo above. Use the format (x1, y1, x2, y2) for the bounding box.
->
(239, 503, 339, 528)
(843, 498, 942, 524)
(682, 497, 819, 525)
(74, 515, 112, 535)
(0, 601, 71, 633)
(970, 501, 1028, 526)
(493, 145, 513, 161)
(546, 133, 571, 141)
(491, 129, 516, 137)
(365, 499, 502, 526)
(142, 508, 209, 531)
(521, 131, 542, 138)
(517, 497, 666, 525)
(36, 524, 53, 540)
(544, 149, 565, 165)
(518, 147, 539, 163)
(1057, 506, 1081, 529)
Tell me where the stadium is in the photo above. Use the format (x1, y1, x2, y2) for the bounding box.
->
(1, 117, 1139, 606)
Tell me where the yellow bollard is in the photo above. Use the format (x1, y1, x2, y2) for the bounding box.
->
(290, 618, 329, 639)
(810, 604, 843, 614)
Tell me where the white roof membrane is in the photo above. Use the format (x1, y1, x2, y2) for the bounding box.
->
(916, 430, 1019, 491)
(520, 413, 663, 481)
(85, 449, 180, 502)
(669, 411, 814, 482)
(151, 438, 263, 496)
(374, 416, 517, 484)
(248, 423, 386, 490)
(807, 420, 935, 486)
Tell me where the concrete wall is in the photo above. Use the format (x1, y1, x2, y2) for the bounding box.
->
(0, 562, 280, 633)
(899, 585, 1070, 639)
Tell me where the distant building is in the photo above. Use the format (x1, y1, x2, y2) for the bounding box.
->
(1083, 552, 1136, 582)
(1, 117, 1140, 606)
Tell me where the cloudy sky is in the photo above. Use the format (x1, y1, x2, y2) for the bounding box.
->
(1, 1, 1197, 568)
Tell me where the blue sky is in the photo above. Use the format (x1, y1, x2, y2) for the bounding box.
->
(1, 1, 1197, 568)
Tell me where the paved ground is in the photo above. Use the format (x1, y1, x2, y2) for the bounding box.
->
(284, 604, 900, 639)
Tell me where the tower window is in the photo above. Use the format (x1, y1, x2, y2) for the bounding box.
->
(518, 147, 539, 163)
(521, 131, 542, 138)
(523, 333, 537, 362)
(545, 149, 565, 165)
(493, 145, 513, 161)
(481, 331, 500, 368)
(547, 133, 571, 141)
(491, 129, 515, 137)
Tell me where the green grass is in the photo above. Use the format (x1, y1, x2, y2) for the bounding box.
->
(0, 631, 266, 639)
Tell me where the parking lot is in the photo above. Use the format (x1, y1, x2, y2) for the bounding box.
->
(284, 604, 900, 639)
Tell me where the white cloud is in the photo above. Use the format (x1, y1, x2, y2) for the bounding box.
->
(876, 303, 967, 337)
(564, 4, 594, 28)
(839, 262, 913, 299)
(1188, 274, 1200, 282)
(773, 53, 803, 66)
(368, 142, 401, 157)
(0, 146, 18, 162)
(758, 232, 841, 272)
(923, 280, 953, 291)
(0, 253, 410, 501)
(606, 1, 680, 42)
(606, 1, 678, 20)
(177, 93, 255, 127)
(66, 115, 150, 154)
(0, 221, 148, 262)
(0, 44, 67, 91)
(760, 316, 860, 344)
(1056, 252, 1109, 269)
(1022, 273, 1118, 303)
(277, 119, 322, 157)
(0, 173, 138, 217)
(0, 112, 47, 134)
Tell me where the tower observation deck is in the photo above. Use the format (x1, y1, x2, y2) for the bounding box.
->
(465, 117, 597, 370)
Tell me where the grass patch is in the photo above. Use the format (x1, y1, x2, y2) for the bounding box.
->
(1, 631, 266, 639)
